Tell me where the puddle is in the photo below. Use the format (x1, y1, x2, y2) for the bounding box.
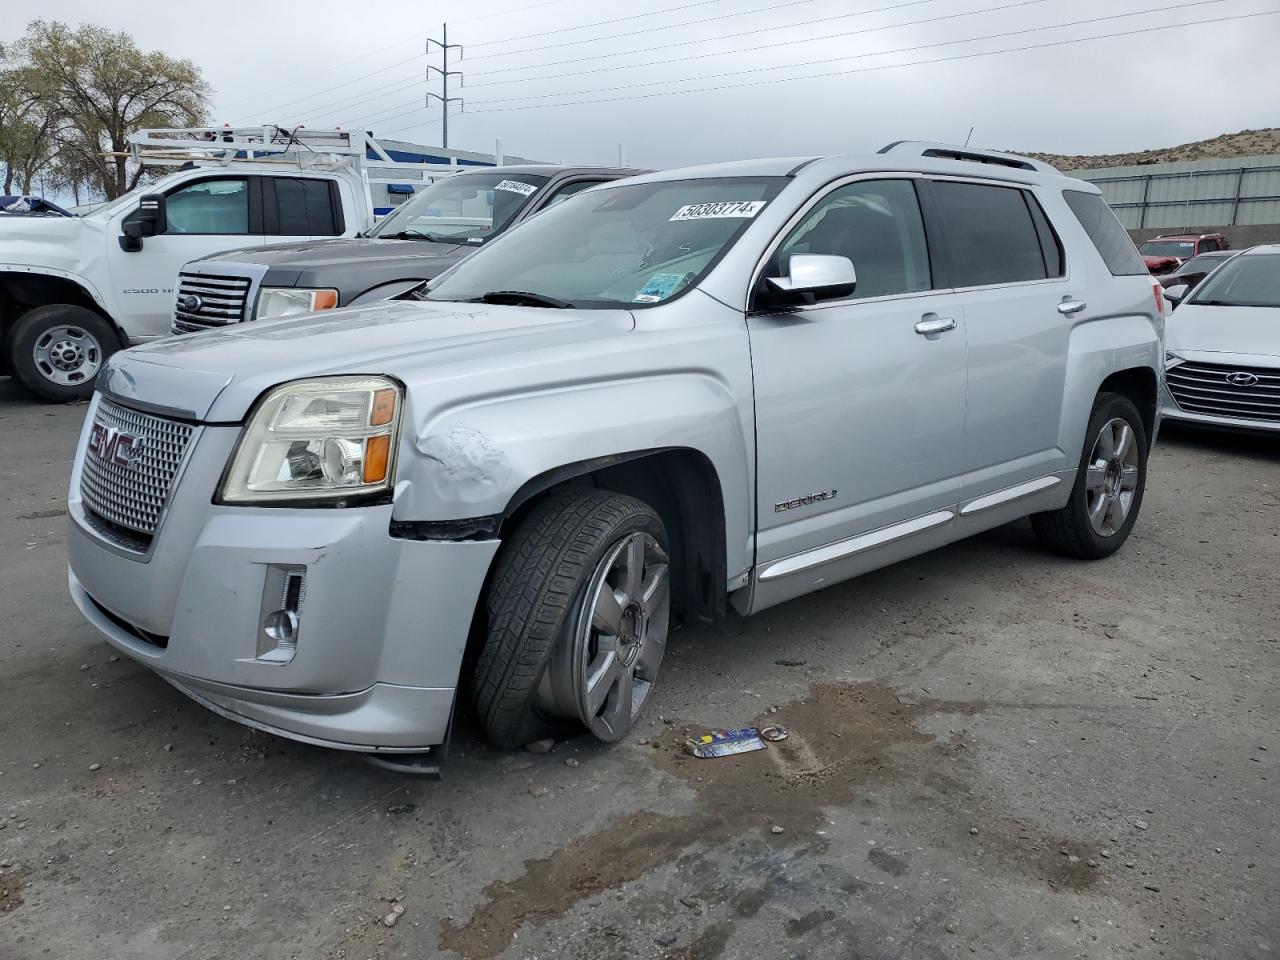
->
(440, 682, 983, 959)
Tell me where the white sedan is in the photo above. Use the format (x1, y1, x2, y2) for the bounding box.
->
(1163, 245, 1280, 433)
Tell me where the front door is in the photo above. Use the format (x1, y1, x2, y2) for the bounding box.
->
(110, 175, 265, 341)
(746, 177, 966, 610)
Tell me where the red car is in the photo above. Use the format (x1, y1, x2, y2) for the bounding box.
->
(1138, 233, 1229, 275)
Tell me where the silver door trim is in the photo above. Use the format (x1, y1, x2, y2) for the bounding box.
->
(757, 509, 955, 583)
(959, 475, 1061, 517)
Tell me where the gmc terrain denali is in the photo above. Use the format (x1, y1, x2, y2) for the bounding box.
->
(67, 143, 1165, 767)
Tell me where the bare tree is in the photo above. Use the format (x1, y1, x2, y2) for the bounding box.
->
(19, 20, 210, 199)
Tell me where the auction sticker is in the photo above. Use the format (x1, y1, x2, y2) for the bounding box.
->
(634, 272, 686, 303)
(496, 180, 538, 196)
(670, 200, 765, 221)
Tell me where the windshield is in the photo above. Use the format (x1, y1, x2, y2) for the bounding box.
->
(1140, 240, 1195, 257)
(368, 172, 549, 242)
(424, 177, 786, 309)
(1173, 253, 1227, 276)
(1188, 253, 1280, 307)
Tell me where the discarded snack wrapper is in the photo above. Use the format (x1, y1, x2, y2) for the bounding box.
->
(685, 727, 766, 758)
(758, 724, 789, 742)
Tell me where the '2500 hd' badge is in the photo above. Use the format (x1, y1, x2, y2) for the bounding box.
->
(775, 489, 837, 513)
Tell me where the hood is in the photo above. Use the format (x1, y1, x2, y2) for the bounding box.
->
(105, 299, 635, 422)
(193, 237, 473, 294)
(0, 214, 94, 269)
(1166, 303, 1280, 359)
(1143, 254, 1180, 273)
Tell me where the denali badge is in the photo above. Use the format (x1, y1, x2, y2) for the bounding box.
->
(176, 293, 203, 313)
(1226, 371, 1258, 387)
(88, 423, 147, 467)
(775, 489, 837, 513)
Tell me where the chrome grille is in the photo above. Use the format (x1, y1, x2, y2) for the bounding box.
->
(172, 271, 252, 333)
(1167, 360, 1280, 424)
(79, 399, 194, 546)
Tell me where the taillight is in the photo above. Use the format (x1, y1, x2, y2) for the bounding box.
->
(1151, 280, 1165, 315)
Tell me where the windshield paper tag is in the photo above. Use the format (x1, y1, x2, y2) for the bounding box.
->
(496, 180, 538, 196)
(670, 200, 765, 221)
(634, 273, 685, 303)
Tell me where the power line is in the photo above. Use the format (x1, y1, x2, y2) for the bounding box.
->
(232, 53, 425, 125)
(461, 9, 1275, 115)
(467, 0, 735, 49)
(289, 75, 428, 125)
(466, 0, 935, 77)
(451, 0, 580, 26)
(464, 0, 836, 63)
(470, 0, 1223, 106)
(466, 0, 1046, 89)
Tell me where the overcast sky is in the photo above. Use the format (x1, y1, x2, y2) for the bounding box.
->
(15, 0, 1280, 169)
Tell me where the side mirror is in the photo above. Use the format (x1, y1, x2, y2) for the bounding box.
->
(1163, 283, 1190, 307)
(120, 193, 167, 248)
(762, 254, 857, 307)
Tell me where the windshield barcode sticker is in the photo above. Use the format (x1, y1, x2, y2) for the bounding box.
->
(670, 201, 765, 221)
(496, 180, 538, 196)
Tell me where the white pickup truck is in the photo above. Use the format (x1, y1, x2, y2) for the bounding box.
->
(0, 127, 464, 401)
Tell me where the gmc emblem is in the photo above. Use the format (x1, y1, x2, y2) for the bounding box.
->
(88, 423, 147, 467)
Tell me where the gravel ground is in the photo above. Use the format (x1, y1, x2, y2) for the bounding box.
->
(1, 377, 1277, 960)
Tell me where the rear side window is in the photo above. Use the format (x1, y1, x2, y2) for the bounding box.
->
(931, 181, 1053, 286)
(1063, 190, 1147, 276)
(271, 178, 340, 236)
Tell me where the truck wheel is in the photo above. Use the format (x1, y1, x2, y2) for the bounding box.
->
(473, 488, 671, 749)
(10, 304, 118, 402)
(1031, 392, 1148, 559)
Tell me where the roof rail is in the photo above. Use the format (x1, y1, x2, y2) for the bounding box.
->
(877, 140, 1059, 175)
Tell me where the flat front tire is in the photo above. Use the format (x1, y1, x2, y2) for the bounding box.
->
(10, 304, 118, 402)
(1032, 392, 1148, 559)
(473, 489, 670, 749)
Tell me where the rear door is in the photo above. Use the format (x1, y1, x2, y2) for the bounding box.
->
(262, 176, 345, 242)
(921, 177, 1074, 515)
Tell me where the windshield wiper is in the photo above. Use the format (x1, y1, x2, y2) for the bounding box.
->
(378, 230, 455, 242)
(1193, 299, 1251, 307)
(475, 290, 575, 309)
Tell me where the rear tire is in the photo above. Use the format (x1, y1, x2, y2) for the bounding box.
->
(473, 488, 670, 749)
(10, 304, 118, 402)
(1032, 392, 1148, 559)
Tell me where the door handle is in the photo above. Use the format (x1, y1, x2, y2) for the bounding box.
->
(914, 315, 957, 336)
(1057, 298, 1087, 316)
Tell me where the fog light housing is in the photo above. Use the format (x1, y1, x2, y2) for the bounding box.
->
(258, 566, 306, 662)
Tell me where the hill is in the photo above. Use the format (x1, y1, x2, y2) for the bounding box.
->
(1022, 128, 1280, 171)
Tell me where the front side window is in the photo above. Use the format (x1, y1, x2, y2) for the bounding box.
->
(1188, 253, 1280, 307)
(1063, 190, 1147, 276)
(165, 178, 249, 235)
(543, 179, 607, 209)
(368, 172, 550, 243)
(932, 181, 1051, 286)
(425, 177, 786, 309)
(770, 179, 932, 300)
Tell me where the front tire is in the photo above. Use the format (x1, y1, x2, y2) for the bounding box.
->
(473, 489, 670, 749)
(1032, 392, 1148, 559)
(9, 304, 118, 402)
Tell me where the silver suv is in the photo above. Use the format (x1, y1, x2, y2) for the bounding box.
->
(66, 142, 1165, 766)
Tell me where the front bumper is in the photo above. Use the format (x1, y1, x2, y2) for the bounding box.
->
(66, 407, 501, 751)
(1159, 400, 1280, 434)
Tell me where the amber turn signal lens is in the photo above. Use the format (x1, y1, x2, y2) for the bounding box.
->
(370, 388, 397, 426)
(363, 434, 391, 484)
(314, 290, 339, 310)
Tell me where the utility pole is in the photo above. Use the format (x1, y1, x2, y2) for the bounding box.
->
(427, 23, 464, 149)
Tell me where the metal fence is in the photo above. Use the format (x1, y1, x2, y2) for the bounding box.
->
(1069, 155, 1280, 230)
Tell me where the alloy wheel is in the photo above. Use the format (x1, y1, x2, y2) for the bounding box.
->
(1084, 417, 1140, 537)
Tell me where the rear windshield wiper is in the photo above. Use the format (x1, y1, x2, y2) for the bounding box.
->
(475, 290, 576, 309)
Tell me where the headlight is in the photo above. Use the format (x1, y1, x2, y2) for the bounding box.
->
(219, 377, 402, 504)
(1165, 351, 1184, 368)
(255, 287, 339, 320)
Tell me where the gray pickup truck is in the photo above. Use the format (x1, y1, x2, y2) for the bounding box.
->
(68, 143, 1164, 771)
(171, 165, 643, 334)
